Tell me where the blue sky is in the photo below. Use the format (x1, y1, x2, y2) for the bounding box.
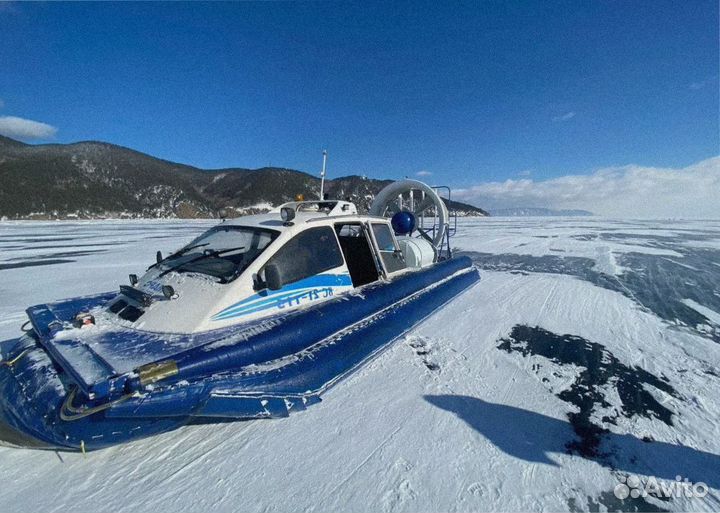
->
(0, 1, 718, 214)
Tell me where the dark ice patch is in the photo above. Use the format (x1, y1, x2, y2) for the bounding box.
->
(0, 249, 108, 271)
(426, 394, 720, 491)
(0, 259, 74, 270)
(599, 231, 717, 245)
(570, 234, 598, 242)
(457, 251, 622, 290)
(0, 237, 78, 243)
(3, 249, 107, 262)
(615, 249, 720, 342)
(1, 242, 126, 253)
(24, 242, 127, 250)
(459, 249, 720, 343)
(498, 325, 678, 457)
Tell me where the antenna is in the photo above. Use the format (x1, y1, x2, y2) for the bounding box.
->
(319, 149, 328, 200)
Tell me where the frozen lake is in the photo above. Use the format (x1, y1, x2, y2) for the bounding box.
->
(1, 217, 719, 512)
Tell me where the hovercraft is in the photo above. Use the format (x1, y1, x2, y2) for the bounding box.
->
(0, 180, 479, 451)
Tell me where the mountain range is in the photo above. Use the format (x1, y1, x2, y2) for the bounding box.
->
(489, 207, 594, 217)
(0, 135, 488, 220)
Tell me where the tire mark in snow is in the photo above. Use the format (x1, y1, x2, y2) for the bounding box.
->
(534, 277, 559, 326)
(521, 462, 538, 489)
(404, 333, 516, 506)
(155, 421, 258, 487)
(58, 421, 259, 511)
(315, 424, 403, 510)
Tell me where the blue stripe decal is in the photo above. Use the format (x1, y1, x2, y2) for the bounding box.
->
(212, 274, 352, 321)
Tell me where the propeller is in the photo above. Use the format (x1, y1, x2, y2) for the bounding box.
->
(369, 179, 448, 248)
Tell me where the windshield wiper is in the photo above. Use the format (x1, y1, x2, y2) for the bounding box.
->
(148, 242, 210, 270)
(208, 245, 247, 257)
(167, 242, 210, 260)
(158, 246, 246, 278)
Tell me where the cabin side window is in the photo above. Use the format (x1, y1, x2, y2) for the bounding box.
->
(371, 223, 407, 274)
(264, 226, 344, 287)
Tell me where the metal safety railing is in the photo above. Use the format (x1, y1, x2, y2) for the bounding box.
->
(415, 185, 457, 261)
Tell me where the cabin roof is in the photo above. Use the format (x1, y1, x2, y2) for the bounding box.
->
(223, 203, 389, 231)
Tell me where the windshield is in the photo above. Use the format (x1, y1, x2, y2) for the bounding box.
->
(160, 225, 279, 282)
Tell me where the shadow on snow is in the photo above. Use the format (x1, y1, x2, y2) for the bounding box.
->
(424, 394, 720, 490)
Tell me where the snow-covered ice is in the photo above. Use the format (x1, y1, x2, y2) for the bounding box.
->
(1, 217, 719, 512)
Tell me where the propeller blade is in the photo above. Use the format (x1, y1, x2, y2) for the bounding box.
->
(413, 197, 435, 215)
(417, 227, 434, 244)
(384, 200, 400, 214)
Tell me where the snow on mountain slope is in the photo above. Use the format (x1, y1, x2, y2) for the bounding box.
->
(0, 218, 718, 512)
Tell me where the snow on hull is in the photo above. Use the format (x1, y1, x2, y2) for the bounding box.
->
(0, 218, 719, 512)
(0, 259, 479, 450)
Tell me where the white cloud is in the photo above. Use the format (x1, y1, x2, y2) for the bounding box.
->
(0, 116, 57, 140)
(416, 170, 432, 177)
(552, 111, 576, 122)
(454, 157, 720, 218)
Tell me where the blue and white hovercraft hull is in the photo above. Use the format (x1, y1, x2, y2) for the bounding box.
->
(0, 257, 479, 451)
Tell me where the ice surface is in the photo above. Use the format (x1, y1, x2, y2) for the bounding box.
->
(682, 299, 720, 325)
(1, 218, 719, 512)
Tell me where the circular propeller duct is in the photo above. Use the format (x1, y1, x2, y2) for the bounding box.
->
(370, 179, 448, 248)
